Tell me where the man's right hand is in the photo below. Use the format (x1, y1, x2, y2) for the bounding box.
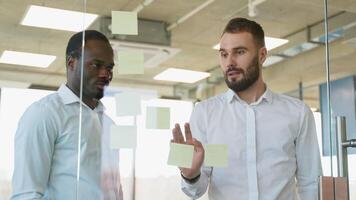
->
(172, 123, 204, 179)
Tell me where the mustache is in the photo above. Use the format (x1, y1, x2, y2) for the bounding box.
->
(226, 67, 244, 74)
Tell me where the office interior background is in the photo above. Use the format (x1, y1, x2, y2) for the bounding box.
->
(1, 0, 356, 199)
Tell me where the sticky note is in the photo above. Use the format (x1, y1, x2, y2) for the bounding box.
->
(204, 144, 228, 167)
(167, 143, 194, 168)
(146, 107, 170, 129)
(117, 51, 144, 74)
(111, 11, 138, 35)
(114, 92, 141, 116)
(110, 125, 137, 149)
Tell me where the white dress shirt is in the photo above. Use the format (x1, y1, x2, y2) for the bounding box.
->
(182, 88, 322, 200)
(11, 84, 122, 200)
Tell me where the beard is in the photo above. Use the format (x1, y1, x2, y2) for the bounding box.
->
(224, 55, 260, 93)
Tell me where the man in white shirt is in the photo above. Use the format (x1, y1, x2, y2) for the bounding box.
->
(11, 30, 123, 199)
(172, 18, 322, 200)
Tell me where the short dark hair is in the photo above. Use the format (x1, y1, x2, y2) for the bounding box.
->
(66, 30, 111, 60)
(222, 17, 265, 48)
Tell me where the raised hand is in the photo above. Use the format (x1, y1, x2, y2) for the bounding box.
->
(172, 123, 204, 179)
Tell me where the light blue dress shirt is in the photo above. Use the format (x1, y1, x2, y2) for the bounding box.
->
(11, 84, 122, 200)
(182, 88, 322, 200)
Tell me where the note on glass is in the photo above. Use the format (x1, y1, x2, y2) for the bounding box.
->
(167, 143, 194, 168)
(204, 144, 228, 167)
(111, 11, 138, 35)
(114, 92, 141, 116)
(117, 51, 144, 75)
(110, 125, 137, 149)
(146, 107, 170, 129)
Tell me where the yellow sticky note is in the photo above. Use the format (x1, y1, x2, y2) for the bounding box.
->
(167, 143, 194, 168)
(146, 107, 170, 129)
(204, 144, 228, 167)
(110, 125, 137, 149)
(114, 92, 141, 116)
(111, 11, 138, 35)
(117, 51, 144, 74)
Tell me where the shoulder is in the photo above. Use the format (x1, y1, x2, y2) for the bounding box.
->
(271, 92, 313, 123)
(195, 92, 227, 110)
(20, 92, 63, 124)
(272, 92, 307, 110)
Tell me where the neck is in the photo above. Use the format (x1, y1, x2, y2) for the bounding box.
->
(236, 77, 266, 104)
(65, 83, 98, 109)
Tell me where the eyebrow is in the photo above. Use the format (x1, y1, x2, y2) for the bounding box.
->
(219, 46, 247, 52)
(92, 59, 115, 67)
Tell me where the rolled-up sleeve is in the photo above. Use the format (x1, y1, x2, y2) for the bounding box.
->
(11, 103, 56, 200)
(295, 104, 323, 199)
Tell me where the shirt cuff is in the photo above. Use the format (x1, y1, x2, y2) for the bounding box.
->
(181, 172, 201, 184)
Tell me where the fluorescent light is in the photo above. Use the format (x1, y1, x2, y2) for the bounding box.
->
(21, 5, 98, 32)
(154, 68, 210, 83)
(212, 36, 288, 51)
(265, 37, 288, 51)
(0, 50, 56, 68)
(263, 55, 284, 67)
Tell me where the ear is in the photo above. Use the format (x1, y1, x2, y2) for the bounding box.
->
(67, 56, 77, 71)
(259, 47, 267, 65)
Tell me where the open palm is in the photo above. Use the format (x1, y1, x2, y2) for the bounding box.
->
(172, 123, 204, 179)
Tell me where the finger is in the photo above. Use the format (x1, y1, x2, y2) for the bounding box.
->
(184, 123, 193, 142)
(172, 123, 185, 143)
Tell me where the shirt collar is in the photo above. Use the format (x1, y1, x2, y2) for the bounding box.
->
(225, 86, 273, 105)
(58, 84, 105, 112)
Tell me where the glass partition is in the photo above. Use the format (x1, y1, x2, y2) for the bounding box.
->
(2, 0, 356, 199)
(326, 1, 356, 198)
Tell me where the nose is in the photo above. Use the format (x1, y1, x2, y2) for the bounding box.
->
(225, 54, 237, 69)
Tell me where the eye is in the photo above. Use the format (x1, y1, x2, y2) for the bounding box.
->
(90, 62, 101, 69)
(220, 51, 228, 58)
(106, 65, 114, 73)
(236, 49, 246, 55)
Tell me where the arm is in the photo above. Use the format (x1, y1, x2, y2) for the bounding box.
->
(11, 103, 56, 200)
(174, 103, 210, 198)
(295, 104, 323, 199)
(181, 165, 212, 198)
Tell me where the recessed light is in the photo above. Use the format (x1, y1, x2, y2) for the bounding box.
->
(21, 5, 98, 32)
(0, 50, 56, 68)
(154, 68, 210, 84)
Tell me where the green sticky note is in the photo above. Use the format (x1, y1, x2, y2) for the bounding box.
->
(110, 125, 137, 149)
(117, 51, 144, 74)
(167, 143, 194, 168)
(204, 144, 228, 167)
(146, 107, 170, 129)
(111, 11, 138, 35)
(114, 92, 141, 116)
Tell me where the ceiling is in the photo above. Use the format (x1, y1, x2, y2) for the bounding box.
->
(1, 0, 356, 108)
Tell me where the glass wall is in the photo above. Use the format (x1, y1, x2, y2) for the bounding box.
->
(1, 0, 355, 199)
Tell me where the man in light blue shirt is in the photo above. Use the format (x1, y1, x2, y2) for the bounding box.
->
(172, 18, 322, 200)
(11, 30, 123, 199)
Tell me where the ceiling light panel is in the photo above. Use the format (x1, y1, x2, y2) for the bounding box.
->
(0, 50, 56, 68)
(154, 68, 210, 84)
(263, 55, 284, 67)
(21, 5, 98, 32)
